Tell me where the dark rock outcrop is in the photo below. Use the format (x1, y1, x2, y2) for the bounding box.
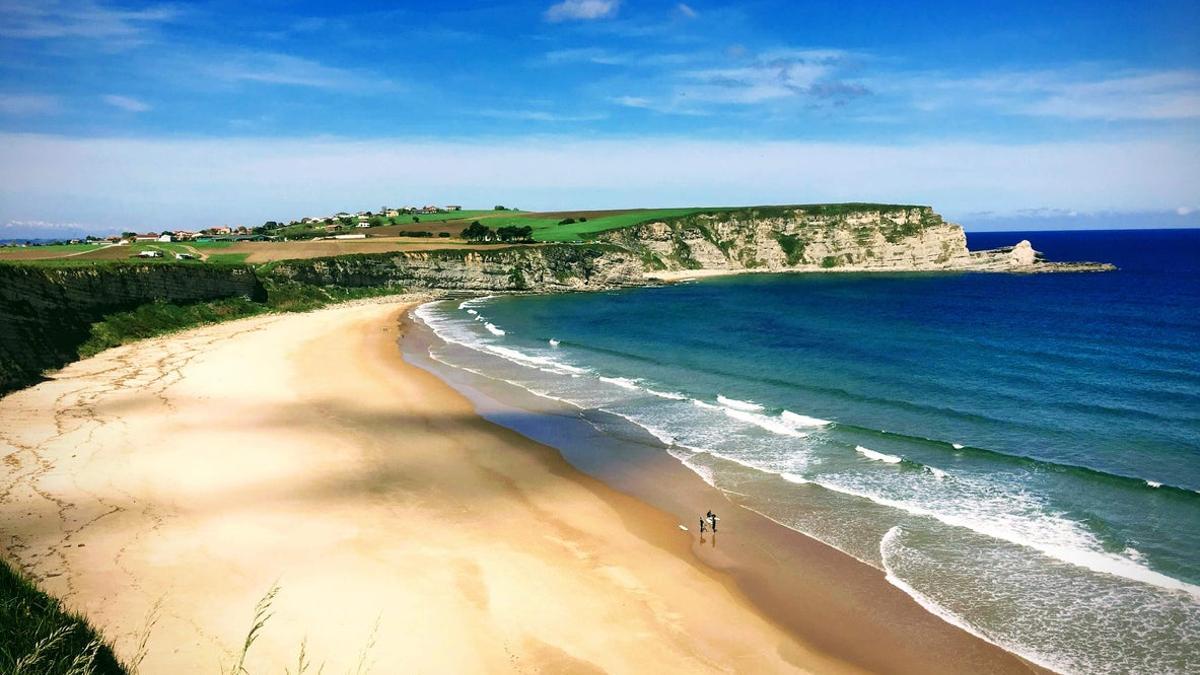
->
(0, 264, 264, 394)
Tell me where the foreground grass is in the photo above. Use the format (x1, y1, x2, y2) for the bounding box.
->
(0, 559, 127, 675)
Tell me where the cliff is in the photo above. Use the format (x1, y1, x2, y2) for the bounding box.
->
(0, 204, 1113, 394)
(262, 244, 646, 292)
(598, 205, 1113, 274)
(0, 264, 264, 394)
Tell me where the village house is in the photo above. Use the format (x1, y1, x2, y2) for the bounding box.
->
(157, 233, 173, 243)
(445, 205, 462, 211)
(385, 209, 399, 218)
(135, 233, 159, 242)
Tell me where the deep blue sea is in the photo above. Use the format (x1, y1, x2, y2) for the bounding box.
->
(414, 229, 1200, 674)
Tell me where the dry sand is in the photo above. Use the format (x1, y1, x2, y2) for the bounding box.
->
(0, 298, 851, 673)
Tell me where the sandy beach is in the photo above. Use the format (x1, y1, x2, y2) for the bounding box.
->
(0, 296, 1043, 673)
(0, 297, 844, 672)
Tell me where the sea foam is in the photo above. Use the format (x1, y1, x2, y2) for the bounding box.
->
(717, 395, 764, 412)
(599, 376, 641, 390)
(484, 322, 505, 336)
(781, 410, 831, 427)
(857, 445, 903, 464)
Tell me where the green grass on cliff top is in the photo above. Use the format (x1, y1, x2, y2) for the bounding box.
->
(498, 203, 929, 242)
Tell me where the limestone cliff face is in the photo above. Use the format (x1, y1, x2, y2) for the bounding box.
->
(598, 206, 1112, 273)
(263, 244, 646, 292)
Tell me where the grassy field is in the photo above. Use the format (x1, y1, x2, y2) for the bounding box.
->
(0, 203, 929, 266)
(524, 208, 710, 241)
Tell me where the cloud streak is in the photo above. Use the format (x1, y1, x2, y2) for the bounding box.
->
(545, 0, 620, 23)
(884, 68, 1200, 121)
(200, 52, 398, 91)
(0, 94, 60, 115)
(102, 94, 150, 112)
(0, 0, 179, 40)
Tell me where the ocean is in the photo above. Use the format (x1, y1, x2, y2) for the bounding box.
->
(411, 229, 1200, 674)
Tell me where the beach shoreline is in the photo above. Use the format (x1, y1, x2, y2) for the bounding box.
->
(0, 296, 1041, 673)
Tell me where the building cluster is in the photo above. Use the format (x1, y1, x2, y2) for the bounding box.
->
(4, 204, 469, 249)
(297, 204, 462, 228)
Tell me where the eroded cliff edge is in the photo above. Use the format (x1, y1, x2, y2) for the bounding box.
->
(599, 205, 1114, 275)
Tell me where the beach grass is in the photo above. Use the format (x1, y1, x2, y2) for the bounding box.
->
(76, 280, 407, 359)
(0, 559, 127, 675)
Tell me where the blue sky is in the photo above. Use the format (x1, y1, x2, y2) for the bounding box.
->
(1, 0, 1198, 235)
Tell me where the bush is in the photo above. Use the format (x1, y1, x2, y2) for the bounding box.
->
(438, 232, 450, 238)
(557, 218, 576, 225)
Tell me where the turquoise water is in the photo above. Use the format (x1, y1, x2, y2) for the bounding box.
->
(414, 229, 1200, 674)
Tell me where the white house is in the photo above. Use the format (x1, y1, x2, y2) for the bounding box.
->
(157, 234, 173, 242)
(355, 222, 371, 228)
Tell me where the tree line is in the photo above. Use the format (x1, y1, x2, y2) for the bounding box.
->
(460, 221, 534, 243)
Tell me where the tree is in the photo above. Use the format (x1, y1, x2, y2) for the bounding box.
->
(494, 205, 508, 211)
(121, 231, 136, 239)
(496, 225, 533, 242)
(369, 215, 386, 227)
(461, 221, 493, 241)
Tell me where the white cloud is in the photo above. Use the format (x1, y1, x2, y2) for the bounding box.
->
(478, 109, 607, 122)
(1, 134, 1196, 230)
(544, 0, 620, 22)
(612, 95, 651, 108)
(0, 0, 179, 40)
(676, 3, 697, 19)
(883, 68, 1200, 121)
(0, 94, 60, 115)
(544, 47, 627, 65)
(201, 52, 396, 91)
(102, 94, 150, 112)
(617, 48, 865, 111)
(1178, 206, 1197, 216)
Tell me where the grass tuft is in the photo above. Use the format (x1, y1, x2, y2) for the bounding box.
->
(228, 583, 280, 675)
(0, 559, 126, 674)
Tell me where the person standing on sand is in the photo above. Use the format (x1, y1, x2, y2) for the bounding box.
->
(698, 516, 707, 533)
(709, 512, 719, 533)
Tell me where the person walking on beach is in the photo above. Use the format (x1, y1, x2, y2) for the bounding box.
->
(709, 511, 719, 533)
(698, 516, 707, 533)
